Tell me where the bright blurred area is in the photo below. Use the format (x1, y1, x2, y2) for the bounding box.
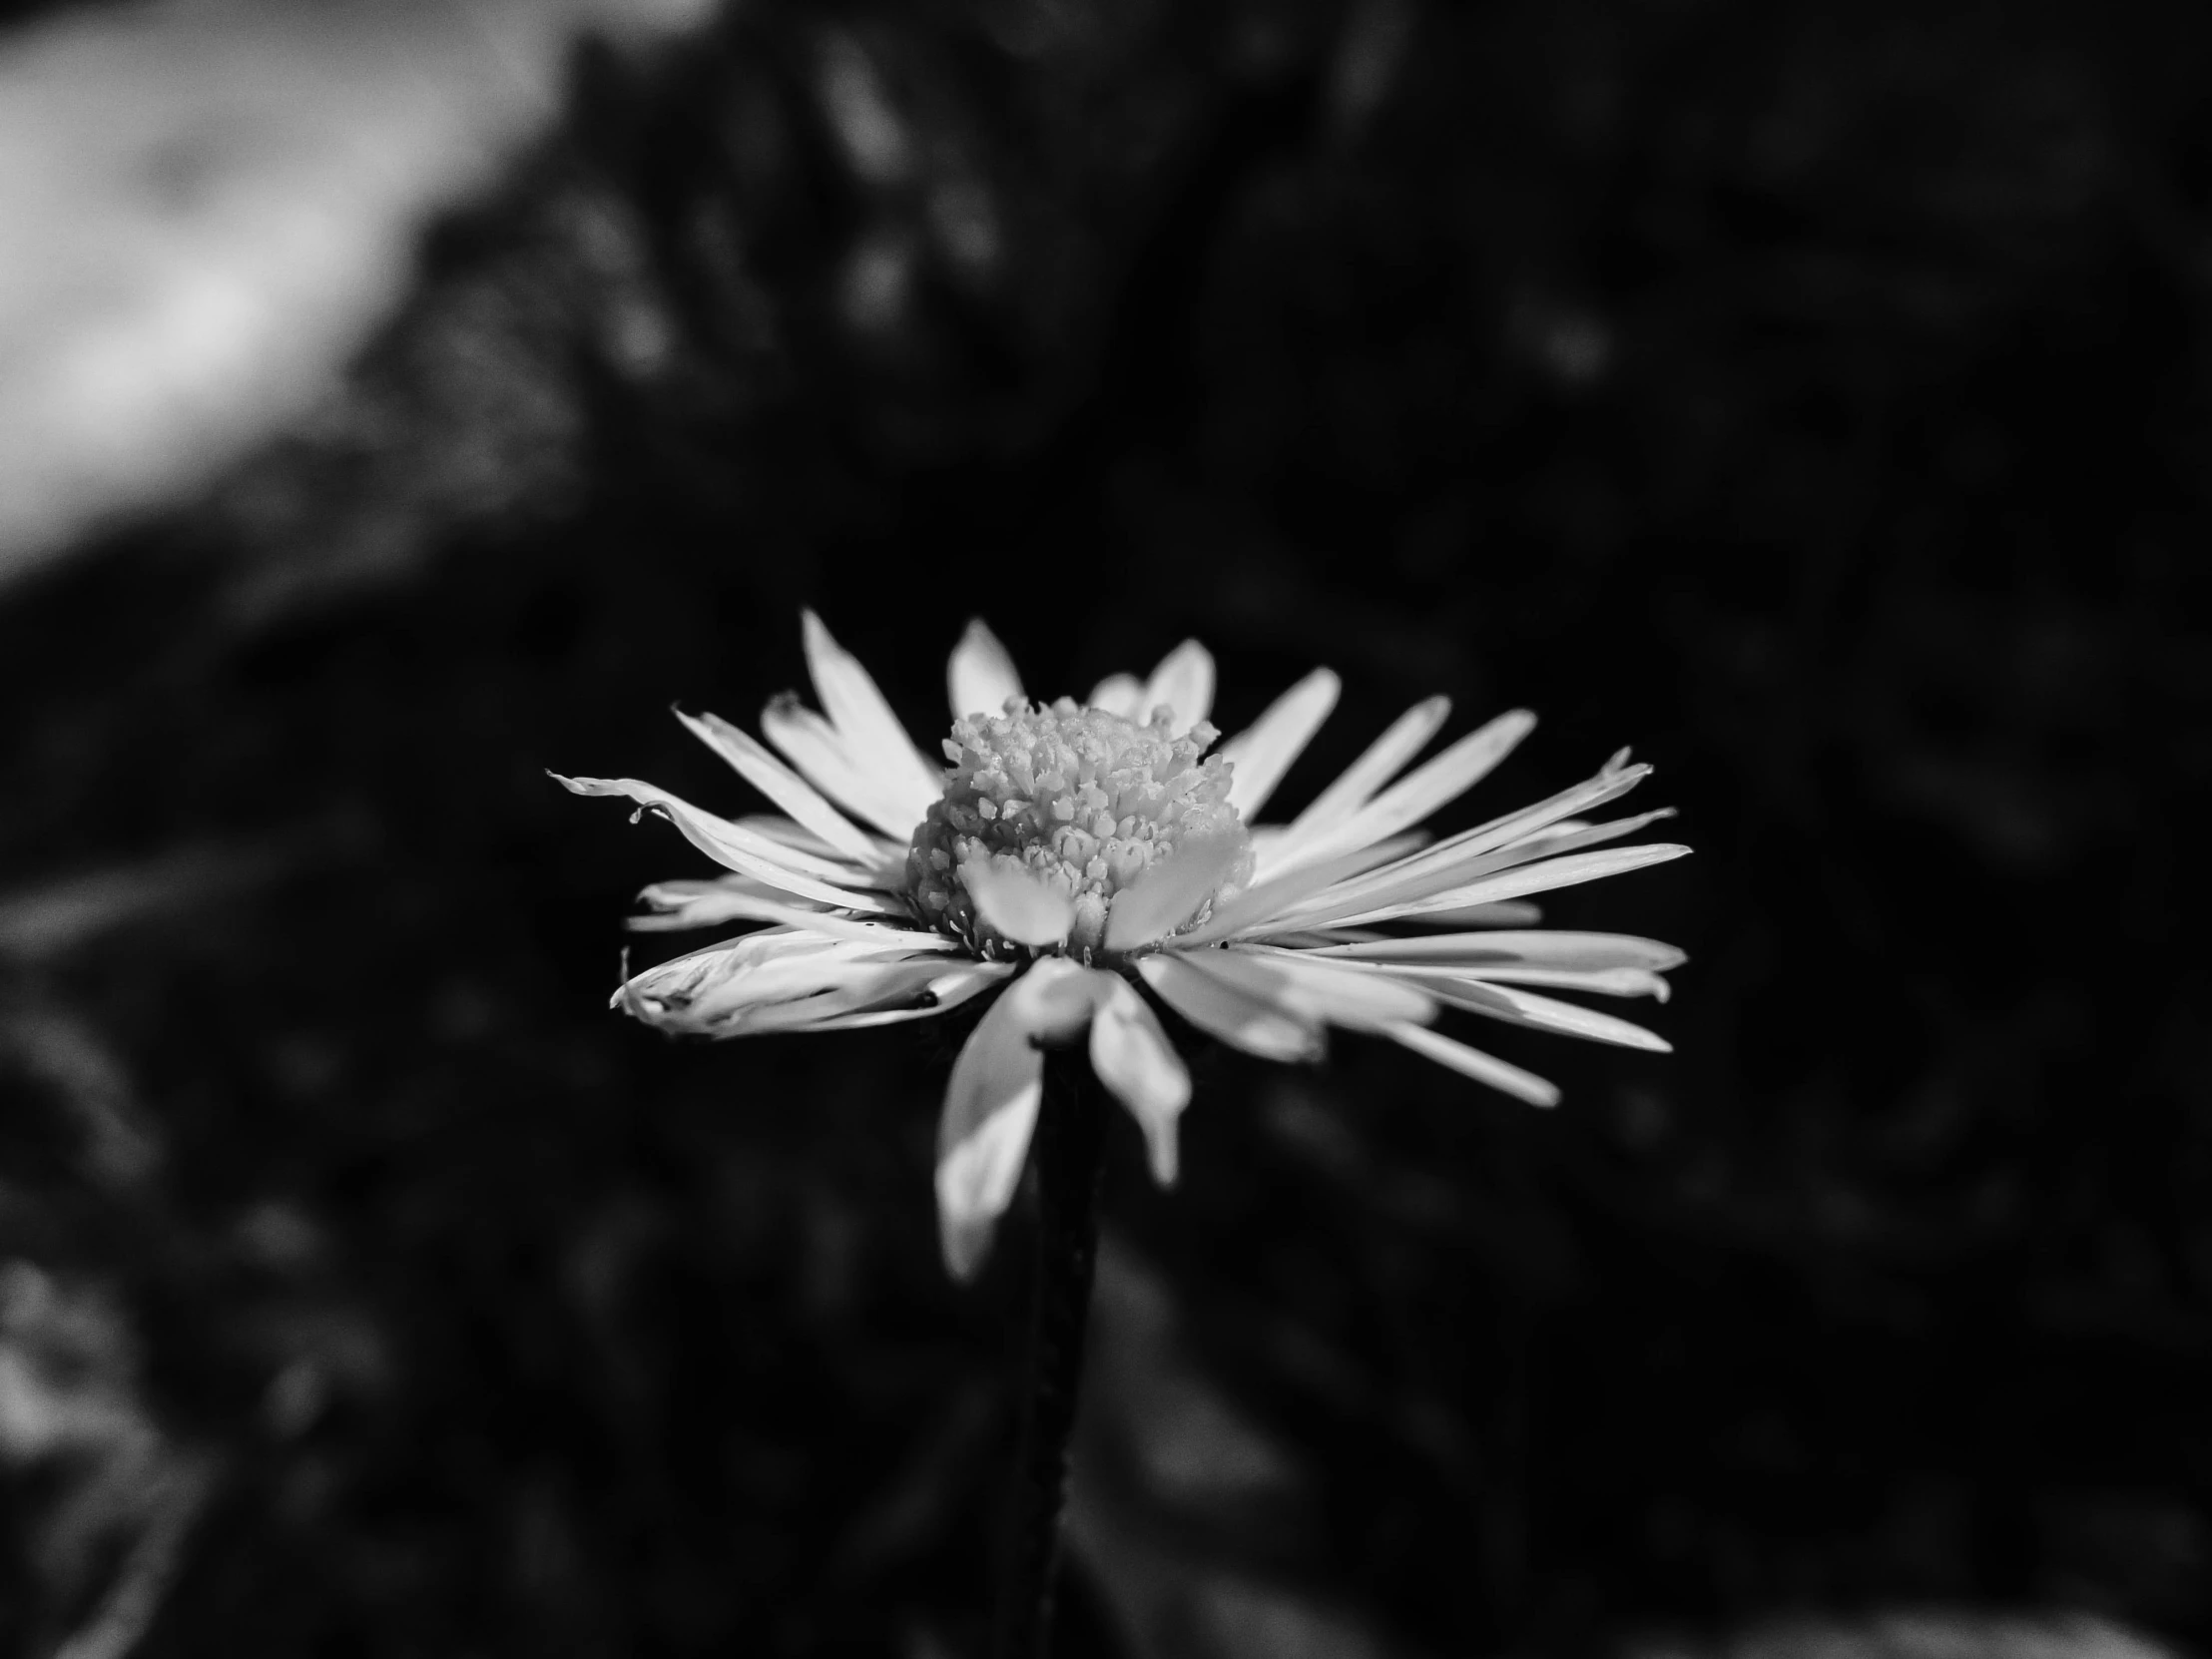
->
(1, 0, 2208, 1654)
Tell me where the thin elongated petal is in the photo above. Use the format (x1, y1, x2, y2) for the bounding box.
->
(1088, 674, 1143, 718)
(1089, 977, 1191, 1185)
(1316, 842, 1692, 930)
(802, 611, 944, 819)
(1202, 947, 1436, 1030)
(1407, 975, 1672, 1049)
(948, 619, 1024, 719)
(1304, 930, 1686, 971)
(1275, 764, 1652, 923)
(1136, 953, 1323, 1063)
(1217, 668, 1340, 819)
(1279, 695, 1450, 847)
(1269, 709, 1536, 878)
(1383, 1022, 1560, 1107)
(1390, 900, 1543, 929)
(552, 774, 899, 912)
(935, 958, 1109, 1280)
(1139, 640, 1215, 733)
(965, 862, 1075, 946)
(762, 697, 930, 840)
(677, 709, 888, 865)
(1103, 833, 1250, 952)
(1171, 834, 1429, 948)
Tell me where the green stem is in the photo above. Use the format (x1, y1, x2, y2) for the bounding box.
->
(990, 1049, 1107, 1659)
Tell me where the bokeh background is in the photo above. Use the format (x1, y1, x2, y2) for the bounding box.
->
(1, 0, 2207, 1654)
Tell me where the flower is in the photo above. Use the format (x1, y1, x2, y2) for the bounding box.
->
(556, 613, 1689, 1279)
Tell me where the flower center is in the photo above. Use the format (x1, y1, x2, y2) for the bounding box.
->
(903, 698, 1253, 958)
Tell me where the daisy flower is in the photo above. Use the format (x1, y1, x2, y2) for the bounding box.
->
(556, 613, 1688, 1279)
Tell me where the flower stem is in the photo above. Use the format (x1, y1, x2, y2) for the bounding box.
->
(991, 1048, 1107, 1659)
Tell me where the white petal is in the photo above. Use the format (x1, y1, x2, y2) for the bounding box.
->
(1383, 1022, 1560, 1107)
(1088, 977, 1191, 1185)
(1087, 673, 1143, 718)
(616, 930, 941, 1032)
(1389, 900, 1543, 929)
(1303, 929, 1686, 971)
(1277, 695, 1450, 849)
(1268, 709, 1536, 879)
(753, 961, 1014, 1031)
(762, 697, 930, 840)
(965, 861, 1075, 946)
(630, 888, 950, 948)
(1217, 668, 1340, 820)
(934, 957, 1109, 1280)
(676, 709, 888, 865)
(1171, 835, 1429, 947)
(948, 618, 1025, 719)
(1102, 832, 1249, 952)
(1410, 975, 1672, 1050)
(1139, 640, 1215, 733)
(800, 611, 943, 819)
(1202, 947, 1437, 1030)
(1271, 763, 1652, 923)
(1135, 953, 1322, 1063)
(1315, 842, 1693, 930)
(552, 774, 899, 912)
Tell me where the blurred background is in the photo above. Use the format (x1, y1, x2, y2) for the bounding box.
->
(1, 0, 2208, 1654)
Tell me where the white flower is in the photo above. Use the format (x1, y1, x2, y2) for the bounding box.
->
(557, 613, 1690, 1279)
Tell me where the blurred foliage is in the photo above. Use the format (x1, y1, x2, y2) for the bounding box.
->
(1, 0, 2209, 1654)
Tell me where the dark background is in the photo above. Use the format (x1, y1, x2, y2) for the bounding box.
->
(1, 0, 2208, 1654)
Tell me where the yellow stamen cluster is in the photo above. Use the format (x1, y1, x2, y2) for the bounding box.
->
(904, 698, 1253, 958)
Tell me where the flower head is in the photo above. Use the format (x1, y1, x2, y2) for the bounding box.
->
(556, 613, 1689, 1279)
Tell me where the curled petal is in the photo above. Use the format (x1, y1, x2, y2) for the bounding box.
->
(1088, 977, 1191, 1185)
(964, 861, 1075, 947)
(1102, 832, 1248, 952)
(935, 958, 1110, 1280)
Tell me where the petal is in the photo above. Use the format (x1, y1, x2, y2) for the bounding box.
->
(1383, 1022, 1560, 1107)
(935, 958, 1110, 1280)
(1267, 709, 1536, 878)
(1388, 899, 1544, 929)
(1171, 834, 1429, 947)
(551, 774, 899, 912)
(1313, 842, 1693, 930)
(1088, 976, 1190, 1185)
(964, 861, 1075, 947)
(737, 958, 1013, 1032)
(948, 618, 1025, 719)
(1302, 929, 1686, 971)
(1305, 763, 1657, 916)
(802, 612, 944, 815)
(1200, 947, 1437, 1031)
(1139, 639, 1215, 733)
(1277, 695, 1450, 850)
(1101, 832, 1249, 952)
(676, 709, 889, 865)
(630, 887, 953, 948)
(1217, 668, 1340, 820)
(762, 696, 930, 840)
(1087, 673, 1143, 718)
(1136, 952, 1322, 1063)
(1409, 975, 1672, 1050)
